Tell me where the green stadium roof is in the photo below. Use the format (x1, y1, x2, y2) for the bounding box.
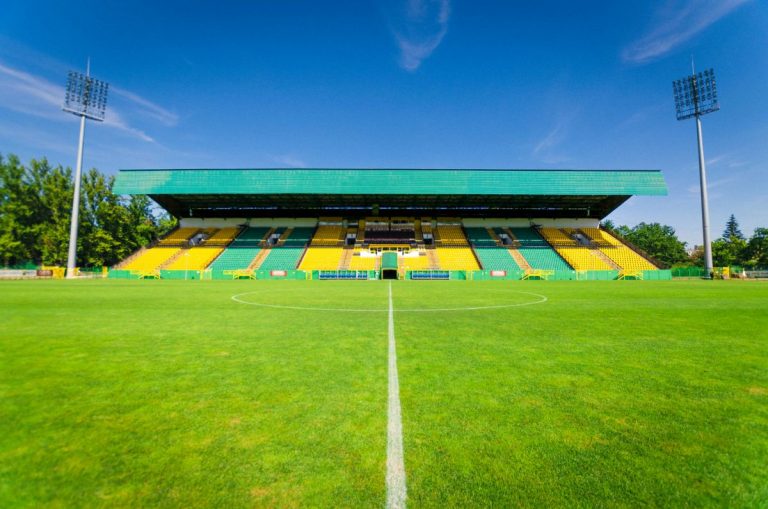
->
(113, 168, 667, 219)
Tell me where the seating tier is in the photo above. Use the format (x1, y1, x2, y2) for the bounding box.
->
(539, 228, 613, 270)
(435, 247, 480, 270)
(165, 247, 224, 270)
(474, 247, 520, 271)
(508, 228, 572, 271)
(210, 227, 270, 270)
(123, 247, 180, 271)
(299, 247, 344, 270)
(580, 228, 657, 271)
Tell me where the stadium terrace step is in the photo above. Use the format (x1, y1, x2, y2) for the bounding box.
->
(249, 248, 271, 269)
(338, 247, 354, 270)
(209, 227, 271, 270)
(508, 228, 572, 271)
(426, 249, 440, 269)
(579, 227, 657, 271)
(507, 248, 532, 271)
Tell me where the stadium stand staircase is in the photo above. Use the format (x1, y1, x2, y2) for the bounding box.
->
(426, 248, 440, 269)
(507, 248, 532, 271)
(115, 246, 148, 269)
(464, 227, 520, 271)
(210, 226, 270, 271)
(578, 228, 657, 272)
(540, 228, 613, 271)
(258, 227, 314, 270)
(120, 227, 200, 272)
(338, 248, 354, 270)
(248, 248, 271, 269)
(414, 220, 424, 242)
(506, 228, 572, 271)
(164, 228, 240, 270)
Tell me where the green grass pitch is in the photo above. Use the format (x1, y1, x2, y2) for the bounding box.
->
(1, 279, 767, 507)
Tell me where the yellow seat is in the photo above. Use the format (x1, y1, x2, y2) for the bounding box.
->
(165, 247, 224, 270)
(349, 249, 377, 270)
(539, 228, 612, 270)
(436, 225, 470, 246)
(580, 228, 657, 271)
(157, 228, 198, 246)
(299, 247, 344, 270)
(435, 247, 480, 270)
(310, 225, 345, 246)
(124, 247, 181, 271)
(401, 253, 431, 271)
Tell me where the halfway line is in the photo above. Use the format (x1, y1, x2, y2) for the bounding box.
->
(386, 282, 407, 509)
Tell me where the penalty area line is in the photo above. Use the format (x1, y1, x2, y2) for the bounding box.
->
(386, 282, 407, 509)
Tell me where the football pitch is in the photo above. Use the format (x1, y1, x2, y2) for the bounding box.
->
(1, 280, 767, 507)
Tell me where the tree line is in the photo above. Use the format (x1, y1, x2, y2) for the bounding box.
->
(603, 215, 768, 269)
(0, 154, 176, 268)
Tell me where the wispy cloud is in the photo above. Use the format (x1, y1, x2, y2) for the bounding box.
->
(0, 60, 163, 142)
(390, 0, 451, 71)
(534, 124, 565, 156)
(0, 62, 65, 121)
(622, 0, 750, 64)
(112, 87, 178, 127)
(269, 154, 307, 168)
(687, 176, 736, 196)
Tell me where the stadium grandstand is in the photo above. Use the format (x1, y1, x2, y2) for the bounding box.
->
(110, 168, 670, 280)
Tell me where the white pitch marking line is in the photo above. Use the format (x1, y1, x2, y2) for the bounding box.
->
(386, 282, 407, 509)
(230, 290, 547, 313)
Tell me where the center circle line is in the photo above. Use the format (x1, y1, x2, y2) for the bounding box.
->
(230, 290, 548, 313)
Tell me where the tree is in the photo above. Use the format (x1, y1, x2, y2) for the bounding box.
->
(0, 154, 33, 265)
(0, 153, 174, 267)
(722, 214, 744, 241)
(614, 222, 689, 267)
(712, 237, 746, 267)
(744, 228, 768, 268)
(713, 215, 748, 267)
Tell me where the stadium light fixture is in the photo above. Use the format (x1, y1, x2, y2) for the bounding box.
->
(62, 60, 109, 278)
(672, 64, 718, 278)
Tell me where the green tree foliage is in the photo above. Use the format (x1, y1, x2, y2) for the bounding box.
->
(0, 153, 176, 267)
(712, 237, 747, 267)
(744, 228, 768, 267)
(711, 215, 748, 267)
(611, 222, 689, 267)
(722, 214, 745, 241)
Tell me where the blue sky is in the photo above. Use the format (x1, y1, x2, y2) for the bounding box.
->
(0, 0, 766, 244)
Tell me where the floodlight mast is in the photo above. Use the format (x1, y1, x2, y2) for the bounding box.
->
(62, 60, 109, 278)
(672, 63, 719, 278)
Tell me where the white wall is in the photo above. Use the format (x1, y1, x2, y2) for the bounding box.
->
(461, 217, 601, 228)
(179, 216, 601, 229)
(179, 217, 319, 228)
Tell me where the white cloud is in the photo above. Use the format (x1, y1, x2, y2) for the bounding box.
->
(269, 154, 307, 168)
(391, 0, 451, 71)
(534, 124, 564, 156)
(0, 62, 67, 121)
(622, 0, 750, 64)
(0, 60, 161, 143)
(111, 86, 178, 127)
(686, 176, 735, 194)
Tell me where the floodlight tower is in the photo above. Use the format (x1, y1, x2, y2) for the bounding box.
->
(672, 64, 719, 278)
(62, 61, 109, 278)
